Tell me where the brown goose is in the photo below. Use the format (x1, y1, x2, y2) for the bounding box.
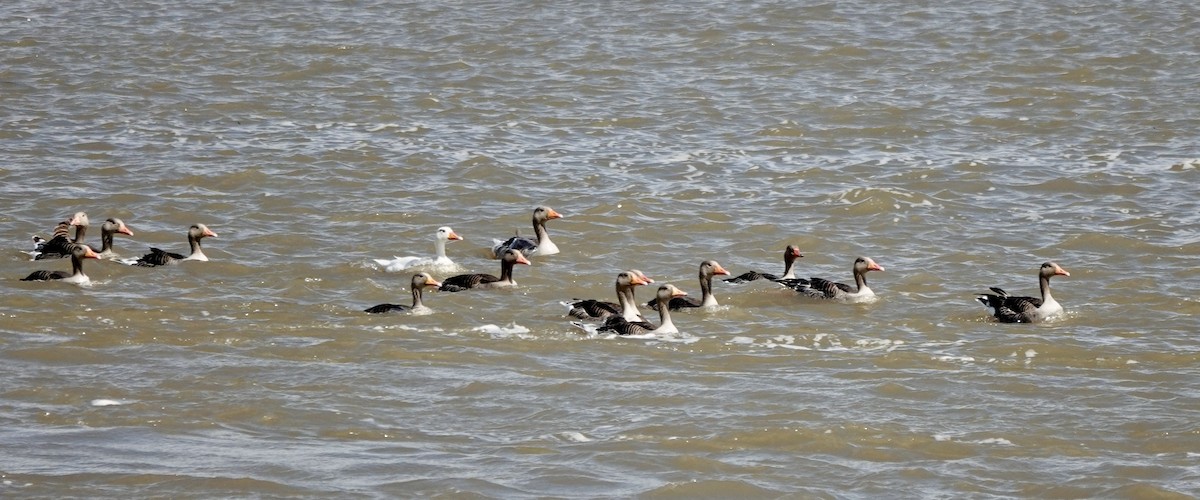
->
(33, 212, 89, 260)
(565, 270, 653, 321)
(365, 272, 441, 314)
(89, 218, 135, 259)
(599, 284, 688, 335)
(130, 224, 218, 267)
(22, 244, 100, 285)
(780, 256, 884, 302)
(440, 249, 531, 292)
(491, 206, 562, 258)
(976, 262, 1070, 323)
(725, 245, 803, 283)
(647, 260, 730, 311)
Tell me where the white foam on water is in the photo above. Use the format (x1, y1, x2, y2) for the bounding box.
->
(366, 123, 401, 132)
(560, 432, 592, 443)
(935, 355, 976, 365)
(474, 323, 532, 338)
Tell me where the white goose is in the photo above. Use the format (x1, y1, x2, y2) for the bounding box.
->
(374, 226, 463, 272)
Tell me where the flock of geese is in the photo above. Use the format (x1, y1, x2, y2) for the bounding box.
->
(18, 207, 1072, 331)
(23, 212, 217, 284)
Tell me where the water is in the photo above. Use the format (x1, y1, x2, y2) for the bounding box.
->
(2, 0, 1199, 497)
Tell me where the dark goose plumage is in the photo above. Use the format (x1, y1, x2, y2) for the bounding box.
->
(440, 249, 531, 292)
(131, 224, 218, 267)
(725, 245, 803, 283)
(647, 260, 730, 311)
(976, 262, 1070, 323)
(33, 212, 89, 260)
(365, 272, 441, 314)
(566, 270, 653, 321)
(491, 206, 562, 258)
(780, 256, 884, 302)
(599, 284, 688, 336)
(22, 244, 100, 285)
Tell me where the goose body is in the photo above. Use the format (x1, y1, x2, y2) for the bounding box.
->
(725, 245, 803, 283)
(374, 226, 463, 272)
(780, 256, 884, 302)
(976, 262, 1070, 323)
(491, 206, 562, 258)
(22, 244, 99, 285)
(365, 272, 441, 314)
(600, 284, 688, 335)
(130, 224, 218, 267)
(648, 260, 730, 311)
(440, 249, 531, 292)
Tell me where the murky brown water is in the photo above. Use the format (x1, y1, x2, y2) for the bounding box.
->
(2, 0, 1199, 497)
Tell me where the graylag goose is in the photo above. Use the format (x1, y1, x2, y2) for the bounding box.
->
(130, 224, 218, 267)
(780, 256, 884, 302)
(599, 284, 688, 335)
(33, 212, 89, 260)
(89, 218, 135, 259)
(976, 262, 1070, 323)
(725, 245, 803, 283)
(440, 248, 530, 292)
(648, 260, 729, 311)
(491, 206, 562, 258)
(365, 272, 441, 314)
(22, 244, 100, 285)
(566, 270, 653, 321)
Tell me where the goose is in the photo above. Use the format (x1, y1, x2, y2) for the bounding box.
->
(21, 244, 100, 285)
(33, 212, 89, 260)
(365, 272, 441, 314)
(648, 260, 730, 311)
(491, 206, 562, 258)
(780, 256, 884, 302)
(130, 224, 218, 267)
(374, 226, 463, 272)
(439, 248, 530, 292)
(565, 270, 653, 321)
(599, 284, 688, 335)
(89, 218, 135, 259)
(725, 245, 803, 283)
(976, 262, 1070, 323)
